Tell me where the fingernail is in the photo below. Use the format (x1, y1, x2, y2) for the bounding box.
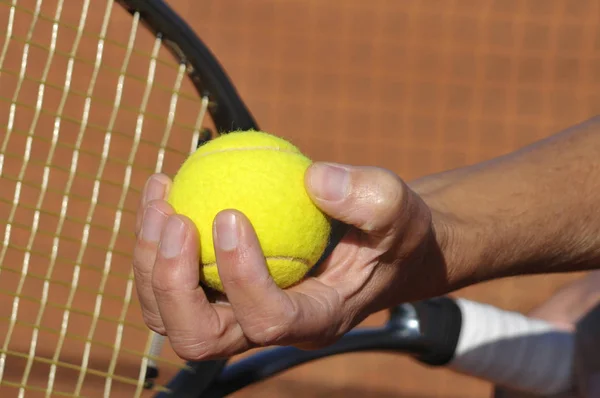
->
(214, 212, 239, 251)
(141, 206, 166, 242)
(144, 175, 168, 205)
(160, 217, 186, 259)
(308, 163, 349, 202)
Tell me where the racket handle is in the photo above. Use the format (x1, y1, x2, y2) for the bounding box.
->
(448, 298, 575, 396)
(406, 297, 464, 366)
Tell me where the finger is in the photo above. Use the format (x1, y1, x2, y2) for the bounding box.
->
(305, 164, 434, 303)
(305, 163, 419, 236)
(214, 210, 341, 346)
(133, 199, 173, 334)
(135, 173, 171, 237)
(152, 214, 249, 360)
(214, 210, 291, 344)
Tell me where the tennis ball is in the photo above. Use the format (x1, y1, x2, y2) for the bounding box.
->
(167, 130, 331, 293)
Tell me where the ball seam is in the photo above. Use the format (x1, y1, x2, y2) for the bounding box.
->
(195, 146, 305, 159)
(201, 255, 310, 266)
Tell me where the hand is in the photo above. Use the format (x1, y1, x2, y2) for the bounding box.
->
(132, 163, 454, 360)
(527, 271, 600, 331)
(535, 271, 600, 398)
(493, 271, 600, 398)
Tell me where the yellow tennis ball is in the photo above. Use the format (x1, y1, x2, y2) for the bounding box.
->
(167, 130, 331, 293)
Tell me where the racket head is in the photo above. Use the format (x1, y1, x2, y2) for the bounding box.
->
(0, 0, 255, 396)
(116, 0, 257, 134)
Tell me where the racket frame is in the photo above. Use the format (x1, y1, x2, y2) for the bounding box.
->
(117, 0, 258, 133)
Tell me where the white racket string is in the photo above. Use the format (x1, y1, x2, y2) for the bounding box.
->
(0, 0, 45, 386)
(0, 0, 210, 395)
(45, 1, 115, 394)
(17, 0, 85, 396)
(74, 3, 138, 396)
(145, 81, 211, 386)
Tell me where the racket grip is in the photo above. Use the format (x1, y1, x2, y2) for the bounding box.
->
(448, 298, 575, 395)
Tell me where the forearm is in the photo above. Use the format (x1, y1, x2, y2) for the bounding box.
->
(412, 116, 600, 288)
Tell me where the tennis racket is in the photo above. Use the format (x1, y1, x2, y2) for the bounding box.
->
(0, 0, 580, 397)
(0, 0, 255, 396)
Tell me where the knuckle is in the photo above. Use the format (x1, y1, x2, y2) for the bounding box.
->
(170, 335, 213, 361)
(132, 256, 152, 279)
(151, 266, 179, 295)
(167, 325, 234, 362)
(246, 318, 292, 346)
(172, 327, 237, 361)
(132, 241, 159, 274)
(354, 167, 407, 232)
(373, 168, 406, 211)
(142, 312, 166, 335)
(244, 306, 297, 346)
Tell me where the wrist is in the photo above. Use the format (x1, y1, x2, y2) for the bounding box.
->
(428, 206, 486, 292)
(412, 179, 502, 293)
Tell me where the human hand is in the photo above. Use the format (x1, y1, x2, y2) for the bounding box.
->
(492, 271, 600, 398)
(132, 163, 455, 360)
(527, 271, 600, 331)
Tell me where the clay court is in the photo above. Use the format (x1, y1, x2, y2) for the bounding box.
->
(0, 0, 599, 396)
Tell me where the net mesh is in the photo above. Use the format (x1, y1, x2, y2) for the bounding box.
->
(1, 0, 599, 397)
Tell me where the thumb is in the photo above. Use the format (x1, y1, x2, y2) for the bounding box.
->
(305, 162, 409, 234)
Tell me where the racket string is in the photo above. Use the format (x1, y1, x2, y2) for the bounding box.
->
(0, 96, 196, 158)
(0, 0, 17, 81)
(0, 0, 196, 76)
(0, 28, 206, 105)
(144, 89, 211, 388)
(0, 347, 172, 393)
(0, 148, 147, 198)
(76, 9, 154, 396)
(1, 222, 136, 264)
(0, 0, 117, 393)
(2, 126, 168, 176)
(14, 2, 82, 393)
(0, 0, 213, 395)
(0, 71, 204, 136)
(0, 287, 149, 332)
(0, 0, 208, 140)
(70, 3, 131, 393)
(0, 265, 130, 300)
(0, 193, 138, 236)
(0, 0, 48, 389)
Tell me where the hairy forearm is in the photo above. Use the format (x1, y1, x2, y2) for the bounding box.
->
(412, 117, 600, 288)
